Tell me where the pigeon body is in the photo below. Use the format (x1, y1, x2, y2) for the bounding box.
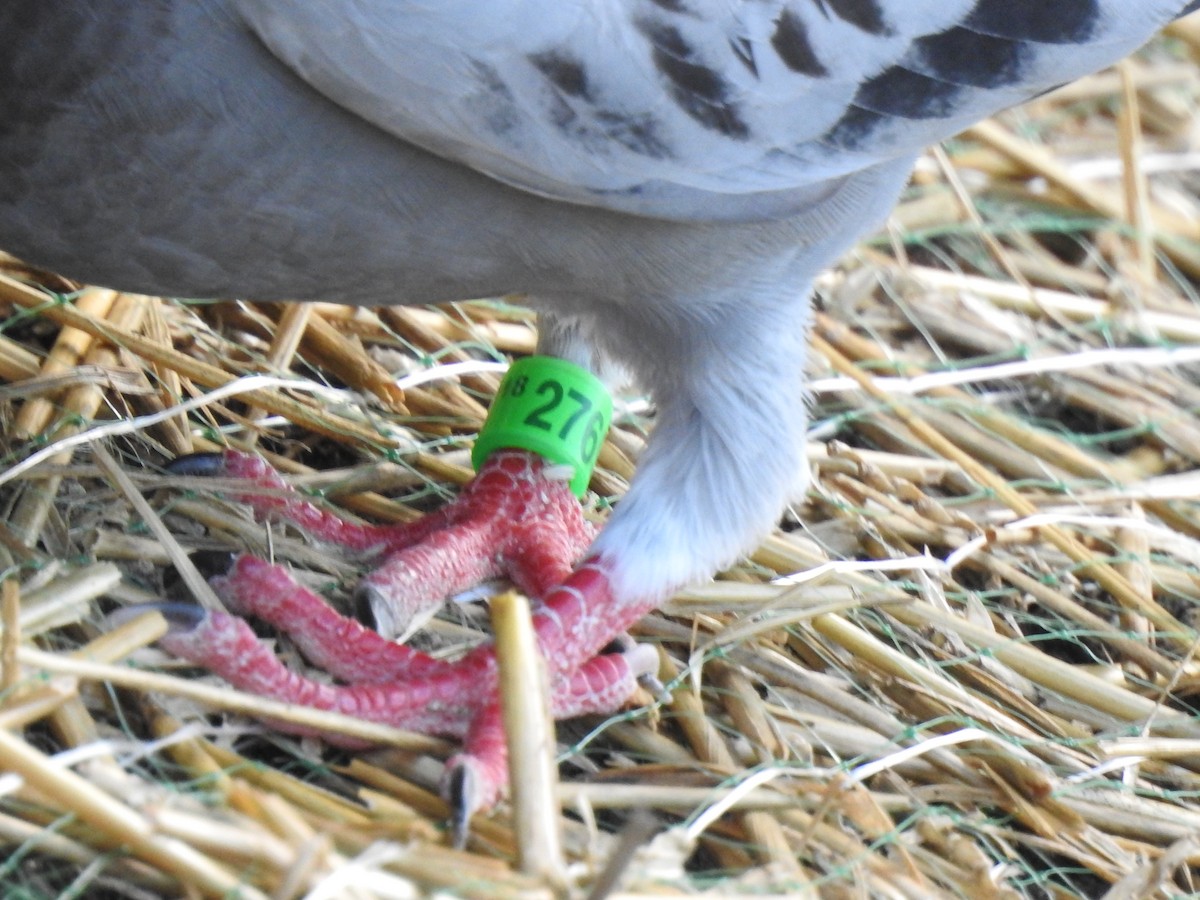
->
(1, 0, 1196, 809)
(0, 0, 930, 598)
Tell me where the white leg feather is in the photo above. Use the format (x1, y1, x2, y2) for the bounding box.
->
(591, 157, 917, 601)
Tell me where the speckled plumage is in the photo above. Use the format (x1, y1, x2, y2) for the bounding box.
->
(236, 0, 1196, 219)
(2, 0, 1196, 814)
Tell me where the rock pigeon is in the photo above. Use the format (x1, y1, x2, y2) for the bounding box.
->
(2, 0, 1196, 820)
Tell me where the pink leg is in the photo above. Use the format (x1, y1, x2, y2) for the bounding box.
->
(529, 556, 662, 672)
(554, 642, 659, 718)
(447, 646, 659, 828)
(210, 450, 454, 555)
(157, 609, 485, 738)
(163, 450, 663, 823)
(211, 554, 451, 683)
(354, 518, 511, 640)
(183, 555, 654, 715)
(159, 592, 657, 816)
(358, 451, 597, 635)
(182, 449, 596, 639)
(444, 702, 507, 840)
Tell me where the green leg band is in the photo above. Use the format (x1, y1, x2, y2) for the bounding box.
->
(472, 356, 612, 497)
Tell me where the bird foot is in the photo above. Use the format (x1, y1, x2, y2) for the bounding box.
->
(168, 448, 596, 639)
(159, 449, 662, 830)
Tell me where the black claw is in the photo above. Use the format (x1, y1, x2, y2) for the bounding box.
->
(156, 602, 210, 630)
(108, 601, 208, 632)
(353, 588, 379, 632)
(165, 452, 226, 477)
(188, 549, 239, 580)
(163, 550, 238, 598)
(445, 763, 474, 850)
(603, 632, 637, 655)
